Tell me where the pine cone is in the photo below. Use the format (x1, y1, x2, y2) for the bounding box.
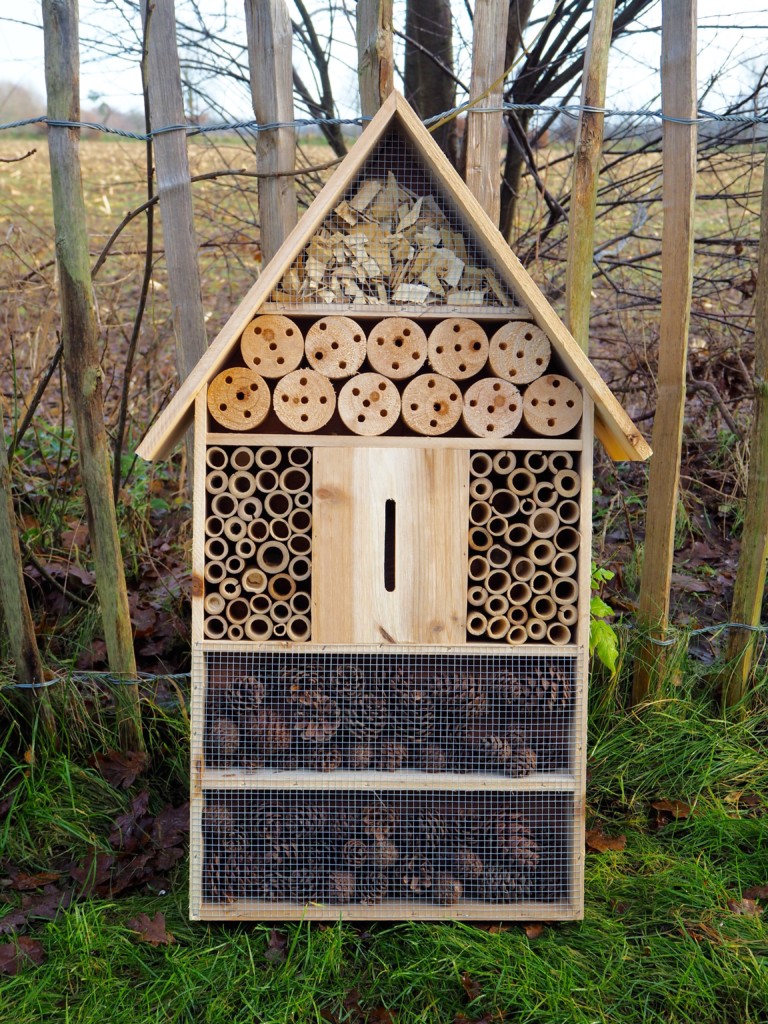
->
(493, 813, 540, 869)
(262, 833, 302, 865)
(343, 691, 388, 741)
(285, 867, 321, 902)
(481, 866, 525, 901)
(261, 867, 288, 900)
(433, 872, 463, 905)
(435, 673, 487, 717)
(401, 853, 433, 894)
(290, 686, 341, 743)
(227, 674, 265, 718)
(243, 708, 292, 757)
(331, 663, 367, 701)
(328, 869, 356, 903)
(202, 801, 236, 837)
(506, 738, 537, 776)
(370, 839, 400, 869)
(465, 725, 515, 770)
(357, 870, 388, 905)
(203, 851, 229, 902)
(347, 743, 375, 770)
(208, 717, 240, 766)
(411, 743, 448, 773)
(342, 838, 371, 866)
(454, 846, 484, 878)
(361, 802, 396, 841)
(407, 810, 448, 849)
(287, 804, 327, 831)
(390, 689, 435, 743)
(304, 745, 342, 772)
(377, 741, 408, 772)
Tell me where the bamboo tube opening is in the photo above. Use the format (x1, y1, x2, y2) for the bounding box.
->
(286, 615, 311, 641)
(551, 552, 578, 578)
(401, 373, 463, 435)
(223, 518, 247, 542)
(290, 592, 311, 615)
(466, 611, 487, 637)
(226, 598, 251, 624)
(487, 616, 509, 640)
(462, 378, 522, 438)
(487, 515, 508, 538)
(241, 314, 304, 378)
(227, 624, 244, 641)
(367, 317, 428, 379)
(256, 542, 290, 574)
(552, 577, 579, 604)
(468, 555, 490, 581)
(228, 471, 257, 499)
(468, 585, 488, 607)
(273, 622, 288, 638)
(204, 593, 226, 614)
(288, 508, 312, 534)
(485, 594, 509, 616)
(264, 491, 293, 519)
(487, 544, 511, 569)
(468, 527, 492, 552)
(338, 373, 401, 436)
(529, 508, 559, 539)
(510, 556, 535, 582)
(269, 519, 292, 542)
(526, 618, 547, 641)
(205, 470, 228, 494)
(255, 468, 279, 493)
(470, 452, 494, 477)
(273, 369, 336, 432)
(508, 581, 532, 605)
(557, 604, 578, 626)
(548, 451, 574, 472)
(204, 561, 227, 585)
(428, 318, 488, 380)
(245, 614, 273, 641)
(289, 556, 312, 582)
(231, 446, 255, 471)
(530, 570, 553, 595)
(522, 375, 583, 436)
(547, 622, 572, 646)
(531, 594, 556, 621)
(306, 315, 367, 378)
(507, 467, 535, 495)
(242, 568, 268, 594)
(211, 492, 237, 519)
(506, 625, 527, 645)
(204, 615, 228, 639)
(205, 446, 229, 470)
(235, 537, 256, 560)
(506, 523, 532, 547)
(271, 600, 292, 623)
(519, 497, 537, 515)
(508, 605, 528, 625)
(486, 569, 512, 594)
(268, 574, 296, 600)
(489, 322, 551, 384)
(489, 489, 520, 517)
(294, 491, 312, 509)
(205, 515, 225, 537)
(554, 527, 580, 553)
(237, 496, 262, 521)
(288, 533, 312, 556)
(250, 593, 271, 613)
(527, 539, 556, 565)
(219, 577, 242, 599)
(247, 518, 270, 543)
(225, 555, 244, 576)
(255, 446, 281, 469)
(557, 499, 580, 525)
(279, 467, 311, 494)
(287, 447, 311, 467)
(492, 451, 516, 474)
(533, 482, 558, 508)
(207, 367, 270, 431)
(469, 477, 494, 501)
(554, 470, 581, 498)
(469, 501, 492, 526)
(523, 451, 548, 473)
(204, 537, 228, 561)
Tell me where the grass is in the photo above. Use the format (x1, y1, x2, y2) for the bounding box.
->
(1, 655, 767, 1024)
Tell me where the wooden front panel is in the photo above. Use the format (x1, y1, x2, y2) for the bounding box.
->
(312, 448, 469, 644)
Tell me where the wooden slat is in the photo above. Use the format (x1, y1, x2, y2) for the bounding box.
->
(201, 769, 577, 792)
(356, 0, 394, 118)
(206, 432, 583, 452)
(258, 302, 532, 319)
(197, 639, 581, 657)
(197, 899, 578, 922)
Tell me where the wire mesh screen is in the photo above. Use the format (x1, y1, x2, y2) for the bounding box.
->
(267, 127, 521, 311)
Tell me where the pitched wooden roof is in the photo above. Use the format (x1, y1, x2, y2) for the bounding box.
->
(136, 91, 651, 462)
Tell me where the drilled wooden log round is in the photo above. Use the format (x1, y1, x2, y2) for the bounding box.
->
(207, 367, 270, 431)
(241, 314, 303, 378)
(338, 373, 401, 436)
(489, 322, 551, 384)
(428, 318, 488, 379)
(366, 318, 427, 379)
(401, 373, 463, 435)
(462, 378, 522, 438)
(273, 369, 336, 432)
(522, 375, 583, 436)
(305, 315, 367, 378)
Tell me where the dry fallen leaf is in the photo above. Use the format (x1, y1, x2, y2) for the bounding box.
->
(126, 911, 175, 945)
(585, 828, 626, 853)
(367, 1010, 396, 1024)
(92, 750, 150, 789)
(727, 898, 761, 917)
(743, 885, 768, 900)
(264, 928, 288, 963)
(651, 799, 692, 820)
(461, 972, 483, 1001)
(523, 923, 545, 940)
(0, 936, 46, 975)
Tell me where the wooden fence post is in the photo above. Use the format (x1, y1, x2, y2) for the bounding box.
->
(564, 0, 615, 353)
(356, 0, 394, 119)
(465, 0, 510, 224)
(42, 0, 141, 748)
(632, 0, 697, 704)
(244, 0, 298, 264)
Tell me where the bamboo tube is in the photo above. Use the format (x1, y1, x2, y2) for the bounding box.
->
(287, 446, 311, 467)
(554, 527, 580, 553)
(485, 593, 509, 616)
(552, 577, 579, 605)
(488, 322, 551, 383)
(557, 604, 578, 626)
(226, 597, 251, 624)
(247, 518, 270, 543)
(204, 615, 228, 639)
(286, 615, 311, 641)
(506, 625, 527, 645)
(487, 515, 508, 538)
(506, 523, 532, 547)
(204, 593, 226, 615)
(427, 318, 488, 379)
(223, 518, 247, 542)
(551, 552, 578, 578)
(547, 622, 572, 646)
(270, 600, 292, 623)
(204, 537, 228, 561)
(245, 614, 273, 640)
(468, 527, 492, 552)
(338, 372, 401, 436)
(527, 539, 556, 565)
(508, 605, 528, 626)
(470, 452, 493, 477)
(264, 490, 293, 518)
(288, 556, 312, 582)
(508, 581, 532, 605)
(522, 375, 583, 436)
(204, 560, 227, 585)
(230, 446, 255, 471)
(242, 568, 268, 594)
(531, 594, 556, 621)
(279, 466, 310, 494)
(273, 369, 336, 432)
(235, 537, 256, 560)
(468, 585, 489, 607)
(526, 618, 547, 641)
(227, 623, 244, 641)
(255, 468, 279, 493)
(256, 541, 290, 573)
(225, 554, 245, 576)
(529, 508, 559, 539)
(492, 451, 516, 475)
(241, 313, 304, 378)
(548, 451, 574, 472)
(228, 471, 257, 499)
(401, 373, 463, 435)
(487, 616, 509, 640)
(557, 499, 580, 525)
(510, 556, 535, 582)
(205, 469, 229, 494)
(487, 544, 511, 569)
(507, 467, 535, 495)
(273, 622, 287, 638)
(207, 367, 270, 431)
(219, 577, 242, 600)
(516, 498, 534, 517)
(294, 491, 312, 509)
(250, 593, 271, 613)
(530, 570, 553, 595)
(288, 533, 312, 556)
(462, 378, 522, 438)
(268, 573, 296, 600)
(533, 482, 558, 508)
(367, 317, 427, 379)
(255, 446, 282, 469)
(554, 469, 581, 498)
(523, 450, 548, 473)
(468, 555, 490, 581)
(238, 496, 263, 521)
(269, 518, 291, 542)
(489, 489, 519, 517)
(211, 492, 237, 519)
(466, 611, 488, 637)
(469, 501, 492, 526)
(290, 591, 311, 615)
(288, 508, 312, 534)
(469, 477, 494, 500)
(486, 569, 512, 594)
(205, 446, 229, 470)
(205, 515, 225, 537)
(306, 315, 367, 378)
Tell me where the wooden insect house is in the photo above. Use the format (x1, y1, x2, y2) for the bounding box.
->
(137, 93, 650, 922)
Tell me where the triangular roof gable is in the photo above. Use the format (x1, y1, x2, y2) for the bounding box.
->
(136, 91, 651, 462)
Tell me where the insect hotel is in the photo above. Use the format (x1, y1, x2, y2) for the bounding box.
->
(137, 93, 650, 921)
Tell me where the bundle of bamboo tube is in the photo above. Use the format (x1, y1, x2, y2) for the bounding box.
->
(203, 445, 312, 642)
(466, 449, 581, 646)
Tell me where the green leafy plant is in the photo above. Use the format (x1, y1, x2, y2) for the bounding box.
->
(590, 562, 619, 675)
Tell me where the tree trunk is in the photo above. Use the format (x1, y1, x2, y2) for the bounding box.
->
(357, 0, 394, 119)
(42, 0, 142, 750)
(404, 0, 457, 162)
